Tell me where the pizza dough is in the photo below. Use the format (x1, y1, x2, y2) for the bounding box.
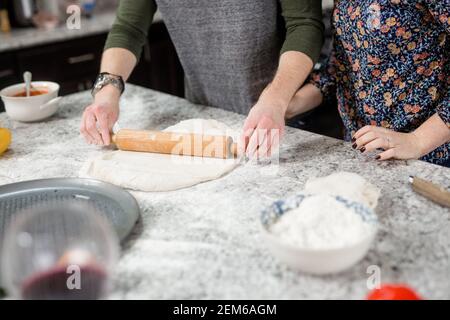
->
(80, 119, 240, 192)
(303, 171, 381, 209)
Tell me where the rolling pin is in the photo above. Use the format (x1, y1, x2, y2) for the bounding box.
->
(409, 176, 450, 208)
(112, 129, 239, 159)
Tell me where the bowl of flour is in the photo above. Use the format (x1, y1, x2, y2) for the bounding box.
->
(261, 193, 378, 274)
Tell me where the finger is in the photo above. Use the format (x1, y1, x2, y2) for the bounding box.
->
(362, 137, 391, 153)
(240, 117, 257, 154)
(246, 128, 261, 159)
(353, 125, 385, 140)
(354, 131, 377, 149)
(257, 130, 271, 159)
(247, 117, 272, 159)
(85, 112, 102, 145)
(80, 111, 95, 144)
(260, 126, 282, 158)
(240, 127, 255, 155)
(376, 148, 396, 160)
(269, 128, 282, 157)
(96, 111, 111, 145)
(353, 125, 373, 140)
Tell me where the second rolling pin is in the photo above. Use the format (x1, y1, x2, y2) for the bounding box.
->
(409, 176, 450, 208)
(112, 129, 239, 159)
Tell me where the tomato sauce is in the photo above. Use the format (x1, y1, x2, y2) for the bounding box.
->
(13, 89, 48, 97)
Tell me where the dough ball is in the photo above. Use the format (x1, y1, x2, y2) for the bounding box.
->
(303, 171, 381, 209)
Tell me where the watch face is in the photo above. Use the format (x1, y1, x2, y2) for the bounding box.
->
(97, 77, 107, 87)
(92, 73, 124, 97)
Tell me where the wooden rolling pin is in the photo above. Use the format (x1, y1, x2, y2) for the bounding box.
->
(409, 176, 450, 208)
(112, 129, 238, 159)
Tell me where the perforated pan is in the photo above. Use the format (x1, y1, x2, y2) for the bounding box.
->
(0, 178, 140, 242)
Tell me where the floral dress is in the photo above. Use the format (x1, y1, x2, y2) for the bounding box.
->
(310, 0, 450, 166)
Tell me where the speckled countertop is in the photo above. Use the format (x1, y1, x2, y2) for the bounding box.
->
(0, 11, 163, 53)
(0, 85, 449, 299)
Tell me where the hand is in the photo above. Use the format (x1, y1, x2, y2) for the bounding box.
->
(80, 86, 120, 145)
(352, 126, 424, 160)
(241, 96, 286, 159)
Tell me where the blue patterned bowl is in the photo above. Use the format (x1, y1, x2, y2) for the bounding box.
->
(260, 192, 378, 274)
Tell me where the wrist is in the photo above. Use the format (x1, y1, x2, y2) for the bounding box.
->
(92, 72, 124, 100)
(258, 88, 290, 113)
(94, 84, 121, 104)
(410, 131, 427, 158)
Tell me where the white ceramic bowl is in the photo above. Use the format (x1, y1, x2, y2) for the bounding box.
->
(0, 81, 61, 122)
(261, 193, 378, 275)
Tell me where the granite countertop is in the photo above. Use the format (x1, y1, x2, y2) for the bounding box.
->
(0, 11, 163, 53)
(0, 85, 449, 299)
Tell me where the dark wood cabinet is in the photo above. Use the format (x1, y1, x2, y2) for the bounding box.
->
(0, 53, 20, 102)
(15, 34, 106, 96)
(0, 22, 184, 112)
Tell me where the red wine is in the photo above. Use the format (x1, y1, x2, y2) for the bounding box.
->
(21, 264, 107, 300)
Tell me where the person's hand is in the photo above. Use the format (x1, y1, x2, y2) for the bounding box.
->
(241, 96, 286, 159)
(352, 126, 424, 160)
(80, 85, 120, 145)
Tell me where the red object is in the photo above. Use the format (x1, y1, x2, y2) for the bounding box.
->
(367, 284, 422, 300)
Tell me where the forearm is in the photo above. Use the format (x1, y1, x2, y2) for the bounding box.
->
(259, 51, 313, 113)
(101, 48, 137, 82)
(98, 0, 155, 101)
(285, 84, 323, 119)
(94, 48, 137, 102)
(413, 113, 450, 157)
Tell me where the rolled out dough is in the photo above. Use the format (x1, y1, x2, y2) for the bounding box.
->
(80, 119, 240, 192)
(303, 171, 381, 209)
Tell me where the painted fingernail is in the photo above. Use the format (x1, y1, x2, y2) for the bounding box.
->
(360, 147, 366, 153)
(351, 137, 356, 142)
(352, 143, 357, 149)
(375, 155, 381, 160)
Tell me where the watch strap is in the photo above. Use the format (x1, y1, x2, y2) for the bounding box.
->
(91, 72, 125, 97)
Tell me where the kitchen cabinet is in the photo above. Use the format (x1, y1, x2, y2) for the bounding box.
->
(16, 34, 106, 95)
(0, 22, 184, 112)
(0, 53, 20, 100)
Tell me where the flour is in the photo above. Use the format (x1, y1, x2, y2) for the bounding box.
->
(270, 194, 375, 250)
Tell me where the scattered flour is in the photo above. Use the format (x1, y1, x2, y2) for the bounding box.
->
(270, 194, 375, 250)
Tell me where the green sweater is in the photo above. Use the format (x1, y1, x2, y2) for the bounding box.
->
(105, 0, 324, 64)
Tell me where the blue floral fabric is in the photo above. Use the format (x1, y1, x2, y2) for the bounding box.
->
(310, 0, 450, 166)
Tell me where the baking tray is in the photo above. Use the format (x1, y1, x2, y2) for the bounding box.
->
(0, 178, 140, 242)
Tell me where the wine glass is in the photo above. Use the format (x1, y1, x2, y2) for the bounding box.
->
(1, 200, 119, 300)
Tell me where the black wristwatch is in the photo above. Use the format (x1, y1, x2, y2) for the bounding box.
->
(91, 72, 125, 97)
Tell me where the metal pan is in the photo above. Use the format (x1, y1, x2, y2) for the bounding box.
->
(0, 178, 140, 242)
